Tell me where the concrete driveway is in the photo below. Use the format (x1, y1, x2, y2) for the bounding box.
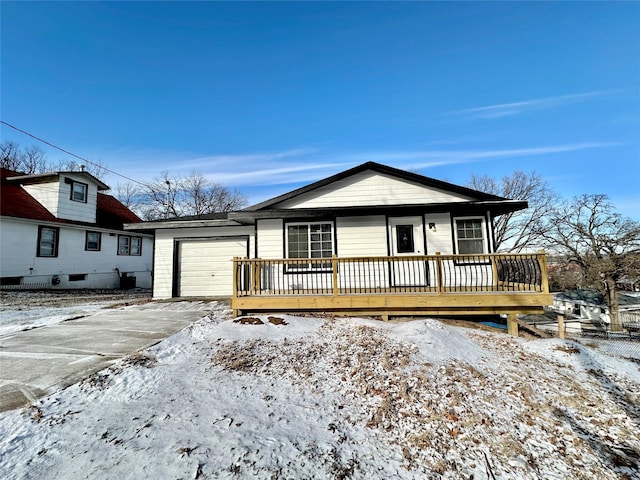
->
(0, 301, 219, 413)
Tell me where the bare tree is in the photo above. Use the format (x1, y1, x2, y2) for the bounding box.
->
(115, 171, 248, 221)
(1, 140, 107, 178)
(467, 171, 559, 252)
(542, 194, 640, 331)
(1, 141, 46, 173)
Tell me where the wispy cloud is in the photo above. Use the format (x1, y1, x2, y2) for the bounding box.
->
(190, 142, 616, 188)
(101, 141, 617, 197)
(449, 90, 620, 120)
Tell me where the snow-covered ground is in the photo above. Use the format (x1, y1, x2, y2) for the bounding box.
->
(1, 308, 639, 479)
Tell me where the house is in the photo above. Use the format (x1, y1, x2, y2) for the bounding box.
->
(0, 168, 153, 290)
(552, 289, 640, 327)
(126, 162, 552, 326)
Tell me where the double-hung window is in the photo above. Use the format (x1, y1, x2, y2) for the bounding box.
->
(286, 222, 333, 270)
(85, 231, 101, 251)
(118, 235, 142, 256)
(454, 217, 486, 254)
(37, 226, 59, 257)
(70, 181, 88, 203)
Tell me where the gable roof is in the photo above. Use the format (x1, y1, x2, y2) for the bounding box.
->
(0, 167, 140, 230)
(244, 161, 507, 211)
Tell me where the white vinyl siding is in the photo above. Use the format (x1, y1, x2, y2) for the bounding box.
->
(276, 171, 475, 209)
(424, 213, 453, 254)
(0, 218, 152, 289)
(335, 216, 388, 257)
(22, 182, 61, 217)
(255, 219, 283, 258)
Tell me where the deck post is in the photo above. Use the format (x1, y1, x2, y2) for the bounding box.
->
(435, 252, 444, 294)
(558, 314, 565, 339)
(490, 254, 499, 290)
(538, 250, 550, 294)
(232, 257, 239, 298)
(252, 259, 261, 293)
(332, 255, 339, 297)
(507, 313, 519, 336)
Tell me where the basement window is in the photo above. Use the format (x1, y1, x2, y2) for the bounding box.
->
(0, 276, 22, 286)
(69, 274, 87, 282)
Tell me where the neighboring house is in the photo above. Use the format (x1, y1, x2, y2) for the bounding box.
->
(0, 168, 153, 289)
(552, 289, 640, 326)
(126, 161, 552, 320)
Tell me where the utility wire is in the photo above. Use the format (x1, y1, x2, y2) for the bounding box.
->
(1, 120, 149, 187)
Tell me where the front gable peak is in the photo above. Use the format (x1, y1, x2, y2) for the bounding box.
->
(245, 161, 506, 211)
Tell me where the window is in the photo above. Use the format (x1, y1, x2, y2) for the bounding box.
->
(1, 277, 22, 286)
(85, 231, 101, 251)
(286, 222, 333, 270)
(396, 225, 415, 253)
(455, 218, 486, 254)
(37, 226, 59, 257)
(70, 181, 88, 203)
(69, 274, 87, 282)
(118, 235, 142, 256)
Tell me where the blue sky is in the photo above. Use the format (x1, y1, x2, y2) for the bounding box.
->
(1, 2, 639, 219)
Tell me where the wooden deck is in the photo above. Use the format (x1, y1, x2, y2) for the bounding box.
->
(231, 252, 552, 319)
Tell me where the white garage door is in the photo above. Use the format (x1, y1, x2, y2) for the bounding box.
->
(177, 237, 248, 297)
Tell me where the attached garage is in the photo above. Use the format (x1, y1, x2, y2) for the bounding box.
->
(174, 236, 249, 297)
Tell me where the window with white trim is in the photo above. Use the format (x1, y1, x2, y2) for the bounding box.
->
(118, 235, 142, 256)
(286, 222, 333, 270)
(70, 181, 88, 203)
(454, 217, 486, 254)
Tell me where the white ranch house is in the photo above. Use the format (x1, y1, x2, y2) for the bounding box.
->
(1, 168, 153, 290)
(127, 162, 551, 325)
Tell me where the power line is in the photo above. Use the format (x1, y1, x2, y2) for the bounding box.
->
(1, 120, 149, 187)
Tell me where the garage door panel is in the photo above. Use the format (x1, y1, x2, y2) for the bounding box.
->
(177, 238, 247, 297)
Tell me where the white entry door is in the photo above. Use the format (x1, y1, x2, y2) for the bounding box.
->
(388, 217, 428, 287)
(177, 237, 248, 297)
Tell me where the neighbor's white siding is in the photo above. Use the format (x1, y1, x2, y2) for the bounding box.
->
(21, 173, 99, 223)
(153, 225, 255, 299)
(22, 182, 61, 218)
(0, 217, 152, 289)
(56, 173, 98, 223)
(276, 171, 475, 209)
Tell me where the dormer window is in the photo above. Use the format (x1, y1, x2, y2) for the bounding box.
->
(71, 181, 88, 203)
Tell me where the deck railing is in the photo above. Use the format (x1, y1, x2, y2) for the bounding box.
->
(233, 252, 549, 297)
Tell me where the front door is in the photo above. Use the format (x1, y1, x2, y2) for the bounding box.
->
(388, 217, 428, 287)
